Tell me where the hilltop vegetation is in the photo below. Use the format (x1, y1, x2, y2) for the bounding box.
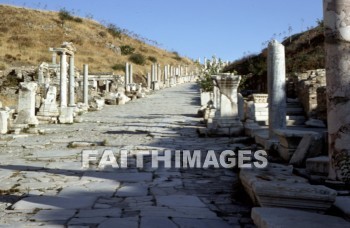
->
(0, 5, 192, 75)
(224, 22, 325, 91)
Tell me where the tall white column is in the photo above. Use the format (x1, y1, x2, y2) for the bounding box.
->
(129, 64, 133, 84)
(83, 64, 89, 105)
(147, 73, 151, 89)
(324, 0, 350, 183)
(60, 52, 68, 108)
(151, 64, 155, 81)
(267, 40, 286, 140)
(155, 64, 158, 81)
(164, 65, 168, 81)
(69, 55, 75, 107)
(125, 62, 129, 86)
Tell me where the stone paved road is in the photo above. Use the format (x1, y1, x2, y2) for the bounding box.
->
(0, 83, 253, 227)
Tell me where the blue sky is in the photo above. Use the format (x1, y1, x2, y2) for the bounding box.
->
(1, 0, 323, 62)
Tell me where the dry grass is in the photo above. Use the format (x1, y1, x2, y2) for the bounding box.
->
(0, 4, 194, 77)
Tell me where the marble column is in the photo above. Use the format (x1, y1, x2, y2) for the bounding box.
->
(60, 52, 68, 108)
(151, 64, 155, 81)
(147, 73, 151, 89)
(164, 65, 168, 81)
(125, 62, 130, 86)
(83, 64, 89, 105)
(52, 53, 57, 64)
(155, 64, 158, 81)
(69, 55, 75, 107)
(324, 0, 350, 183)
(129, 64, 133, 84)
(38, 66, 44, 84)
(267, 40, 286, 140)
(106, 80, 110, 93)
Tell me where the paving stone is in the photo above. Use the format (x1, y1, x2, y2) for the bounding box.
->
(68, 217, 108, 226)
(98, 217, 138, 228)
(77, 208, 121, 218)
(116, 183, 148, 197)
(172, 218, 232, 228)
(156, 195, 206, 208)
(12, 195, 97, 210)
(140, 206, 218, 219)
(251, 207, 350, 228)
(31, 209, 76, 222)
(81, 172, 152, 183)
(140, 216, 177, 228)
(334, 196, 350, 219)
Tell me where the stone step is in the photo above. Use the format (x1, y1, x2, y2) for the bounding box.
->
(286, 115, 306, 126)
(286, 107, 304, 115)
(286, 102, 303, 108)
(251, 207, 350, 228)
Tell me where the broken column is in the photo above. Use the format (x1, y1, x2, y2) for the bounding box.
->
(69, 55, 75, 107)
(14, 82, 39, 127)
(324, 0, 350, 183)
(268, 40, 286, 140)
(209, 73, 243, 136)
(83, 64, 89, 106)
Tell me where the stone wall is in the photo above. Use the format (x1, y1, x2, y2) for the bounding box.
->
(289, 69, 326, 119)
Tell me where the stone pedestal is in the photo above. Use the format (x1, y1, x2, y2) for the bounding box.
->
(268, 40, 286, 140)
(208, 74, 243, 136)
(14, 82, 39, 126)
(324, 0, 350, 183)
(59, 107, 74, 124)
(0, 110, 9, 134)
(200, 91, 211, 106)
(152, 81, 160, 91)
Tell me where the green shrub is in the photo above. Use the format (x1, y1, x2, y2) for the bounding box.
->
(112, 63, 125, 72)
(107, 24, 122, 39)
(59, 8, 83, 23)
(59, 8, 74, 21)
(148, 56, 157, 63)
(73, 17, 83, 23)
(120, 45, 135, 55)
(129, 53, 146, 65)
(172, 51, 182, 61)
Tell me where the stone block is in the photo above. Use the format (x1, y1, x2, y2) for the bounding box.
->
(251, 207, 350, 228)
(306, 156, 329, 175)
(240, 164, 336, 211)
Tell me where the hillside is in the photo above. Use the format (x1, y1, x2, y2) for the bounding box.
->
(224, 22, 325, 92)
(0, 5, 193, 76)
